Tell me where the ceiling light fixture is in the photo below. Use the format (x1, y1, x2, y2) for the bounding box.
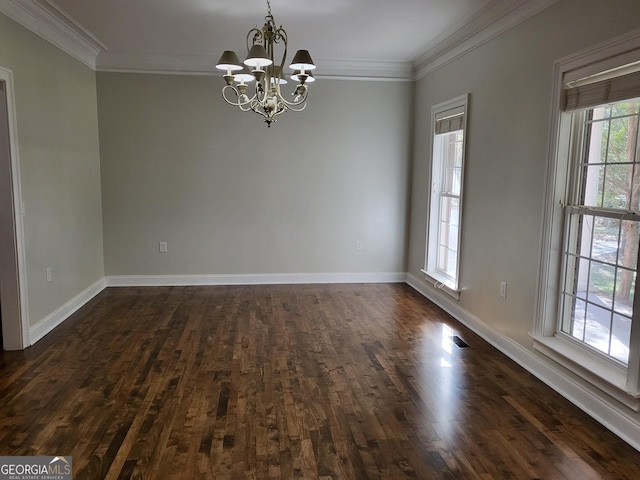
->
(215, 0, 316, 127)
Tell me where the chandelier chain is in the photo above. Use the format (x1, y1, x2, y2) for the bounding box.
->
(266, 0, 272, 18)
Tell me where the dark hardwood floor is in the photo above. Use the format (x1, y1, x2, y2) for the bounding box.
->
(1, 284, 639, 479)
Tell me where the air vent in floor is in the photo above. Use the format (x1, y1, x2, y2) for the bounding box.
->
(450, 335, 470, 348)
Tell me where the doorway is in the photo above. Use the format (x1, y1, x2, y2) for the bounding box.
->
(0, 67, 28, 350)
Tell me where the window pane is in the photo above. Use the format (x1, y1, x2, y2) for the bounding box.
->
(437, 197, 459, 277)
(589, 261, 615, 306)
(574, 257, 590, 301)
(619, 221, 640, 267)
(614, 269, 635, 315)
(611, 313, 631, 363)
(578, 216, 592, 259)
(583, 163, 635, 209)
(441, 166, 461, 195)
(591, 106, 609, 121)
(612, 100, 640, 116)
(447, 251, 457, 275)
(440, 196, 460, 224)
(443, 197, 459, 225)
(454, 131, 463, 168)
(448, 223, 459, 249)
(439, 218, 459, 249)
(590, 217, 619, 262)
(630, 167, 640, 209)
(571, 298, 587, 340)
(607, 117, 637, 163)
(602, 164, 631, 208)
(440, 131, 463, 195)
(583, 165, 604, 207)
(584, 104, 640, 211)
(437, 245, 447, 270)
(437, 245, 457, 277)
(583, 302, 612, 355)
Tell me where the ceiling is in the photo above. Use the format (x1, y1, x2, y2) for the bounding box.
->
(2, 0, 557, 79)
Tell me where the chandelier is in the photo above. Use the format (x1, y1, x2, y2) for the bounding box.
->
(215, 0, 316, 127)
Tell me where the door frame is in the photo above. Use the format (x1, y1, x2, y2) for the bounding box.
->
(0, 66, 29, 350)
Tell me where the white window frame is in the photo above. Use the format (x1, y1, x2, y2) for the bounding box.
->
(534, 29, 640, 411)
(422, 94, 469, 299)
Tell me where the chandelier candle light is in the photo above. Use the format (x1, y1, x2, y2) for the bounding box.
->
(215, 0, 316, 127)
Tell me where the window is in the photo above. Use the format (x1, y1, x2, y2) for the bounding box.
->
(535, 34, 640, 409)
(560, 101, 640, 366)
(423, 94, 468, 297)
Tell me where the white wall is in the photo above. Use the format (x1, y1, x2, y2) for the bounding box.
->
(409, 0, 640, 345)
(0, 14, 104, 333)
(97, 74, 411, 280)
(407, 0, 640, 444)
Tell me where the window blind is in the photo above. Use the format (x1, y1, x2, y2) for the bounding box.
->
(435, 106, 465, 134)
(563, 69, 640, 111)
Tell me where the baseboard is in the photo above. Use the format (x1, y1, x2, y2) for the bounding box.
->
(105, 272, 407, 287)
(29, 278, 106, 346)
(406, 273, 640, 452)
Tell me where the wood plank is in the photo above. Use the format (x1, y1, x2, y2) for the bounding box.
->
(0, 284, 639, 479)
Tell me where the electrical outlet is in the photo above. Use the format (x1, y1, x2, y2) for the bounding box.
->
(159, 241, 168, 253)
(500, 281, 507, 298)
(46, 267, 52, 283)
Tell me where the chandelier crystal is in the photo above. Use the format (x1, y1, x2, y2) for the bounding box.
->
(215, 0, 316, 127)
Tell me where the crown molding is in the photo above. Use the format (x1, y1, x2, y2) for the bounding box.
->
(96, 51, 414, 82)
(413, 0, 560, 80)
(314, 59, 414, 82)
(0, 0, 105, 69)
(96, 52, 218, 76)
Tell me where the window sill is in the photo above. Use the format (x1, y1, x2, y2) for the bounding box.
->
(532, 334, 640, 411)
(420, 269, 460, 300)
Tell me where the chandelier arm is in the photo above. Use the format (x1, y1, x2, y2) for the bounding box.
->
(281, 101, 307, 113)
(249, 99, 275, 123)
(250, 97, 270, 115)
(247, 27, 263, 50)
(276, 85, 309, 110)
(250, 99, 263, 117)
(278, 93, 307, 107)
(221, 85, 257, 110)
(275, 27, 288, 74)
(273, 103, 288, 117)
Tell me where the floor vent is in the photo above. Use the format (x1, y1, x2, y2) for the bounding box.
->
(450, 335, 470, 349)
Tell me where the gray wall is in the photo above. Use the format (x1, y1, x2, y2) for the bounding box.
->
(408, 0, 640, 347)
(97, 74, 411, 277)
(0, 14, 103, 328)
